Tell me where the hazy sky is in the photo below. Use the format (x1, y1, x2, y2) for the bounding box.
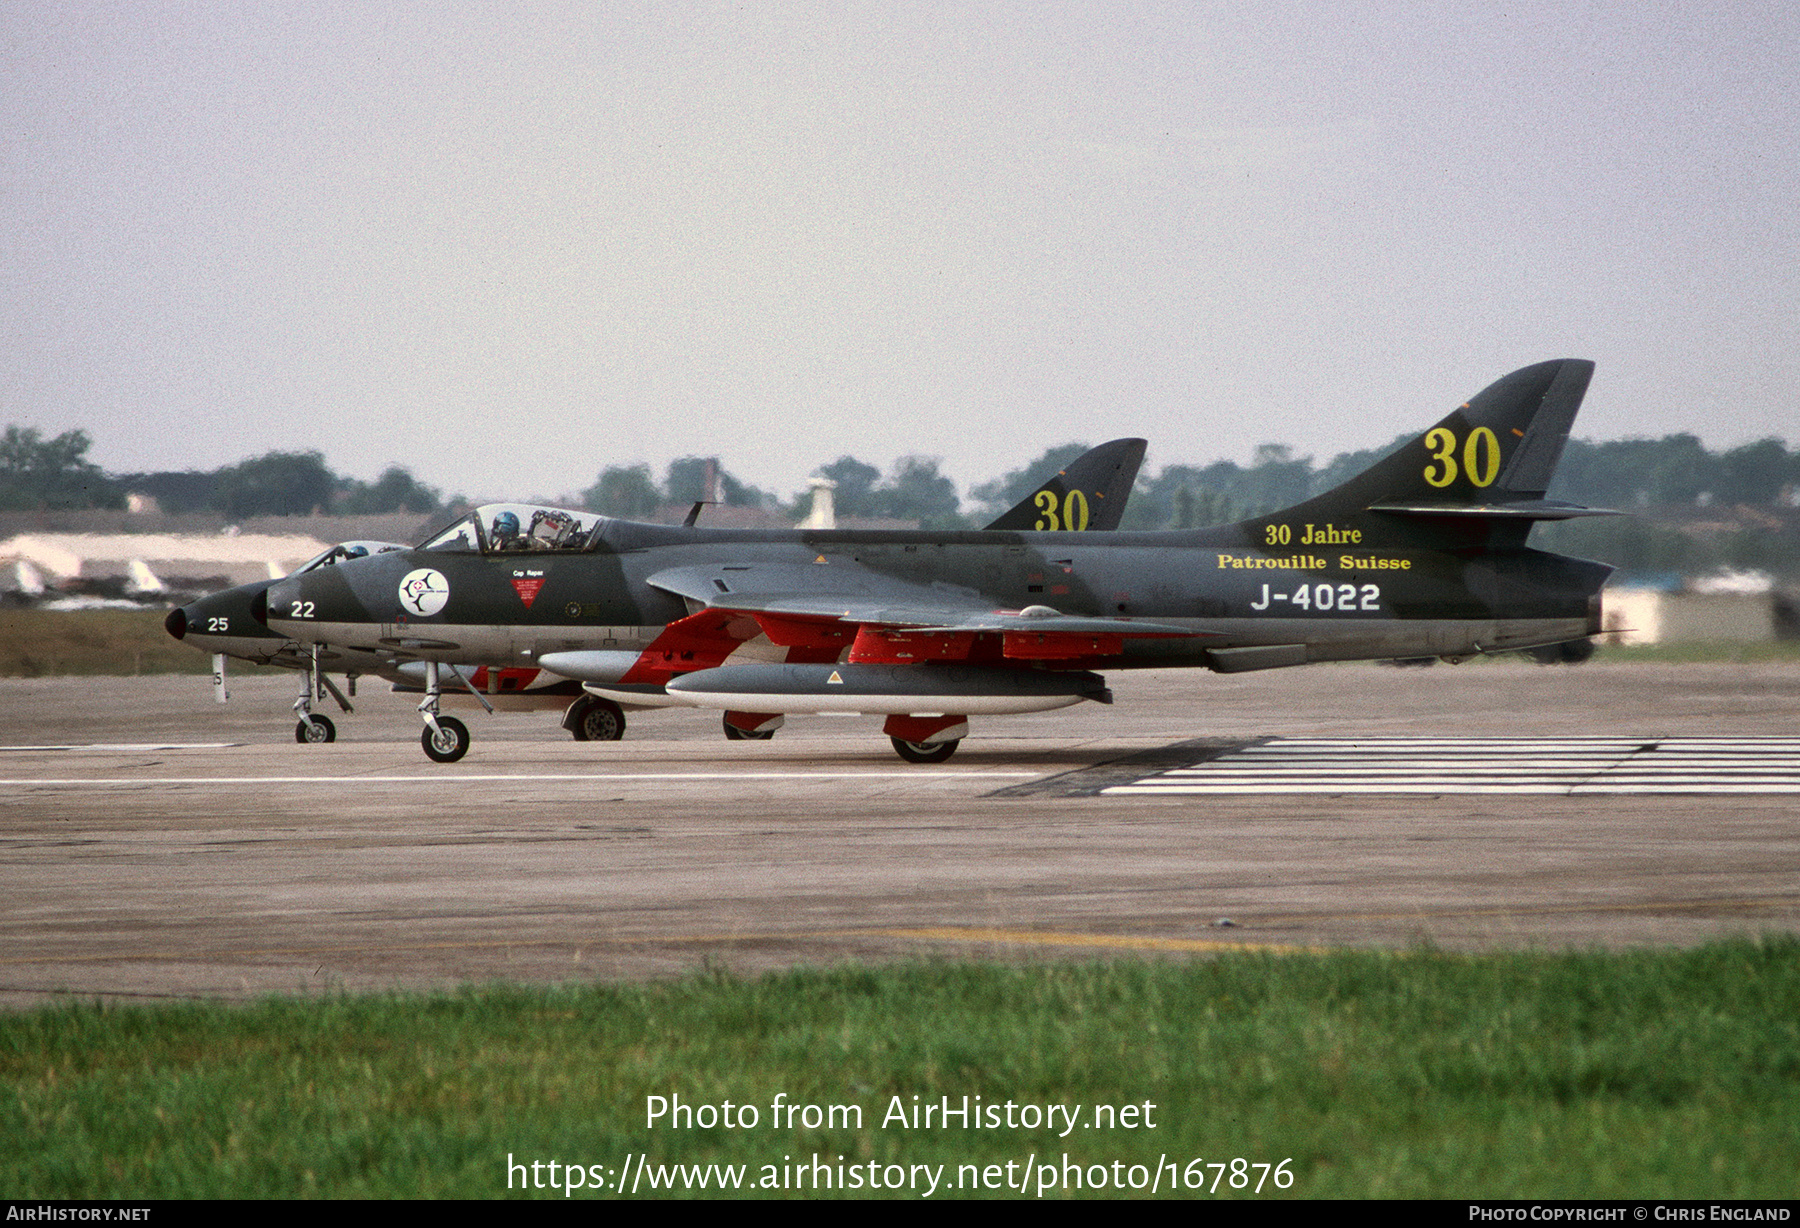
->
(4, 2, 1796, 505)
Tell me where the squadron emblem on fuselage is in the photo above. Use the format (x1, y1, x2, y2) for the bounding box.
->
(398, 568, 450, 616)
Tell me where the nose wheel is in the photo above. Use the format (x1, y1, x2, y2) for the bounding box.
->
(292, 643, 352, 744)
(422, 715, 470, 763)
(295, 715, 336, 743)
(414, 660, 486, 762)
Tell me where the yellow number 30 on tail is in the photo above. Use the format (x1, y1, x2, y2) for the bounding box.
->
(1422, 426, 1501, 488)
(1034, 489, 1092, 530)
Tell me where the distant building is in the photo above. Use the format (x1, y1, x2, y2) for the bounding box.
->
(1602, 571, 1779, 645)
(799, 477, 837, 530)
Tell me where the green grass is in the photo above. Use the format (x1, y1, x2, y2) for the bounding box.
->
(6, 943, 1799, 1198)
(0, 608, 230, 676)
(1589, 639, 1800, 664)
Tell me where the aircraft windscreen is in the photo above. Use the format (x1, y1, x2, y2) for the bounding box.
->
(292, 541, 404, 574)
(422, 504, 601, 554)
(421, 516, 482, 553)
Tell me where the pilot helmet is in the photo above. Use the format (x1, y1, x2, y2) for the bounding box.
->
(343, 544, 369, 559)
(492, 511, 521, 540)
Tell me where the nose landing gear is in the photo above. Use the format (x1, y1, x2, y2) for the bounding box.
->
(296, 714, 336, 743)
(415, 660, 490, 763)
(422, 714, 471, 763)
(293, 643, 352, 745)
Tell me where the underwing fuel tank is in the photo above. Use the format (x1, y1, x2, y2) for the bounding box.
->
(534, 650, 646, 683)
(662, 662, 1113, 715)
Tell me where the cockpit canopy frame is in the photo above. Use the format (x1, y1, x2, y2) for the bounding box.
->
(292, 541, 406, 574)
(418, 503, 604, 555)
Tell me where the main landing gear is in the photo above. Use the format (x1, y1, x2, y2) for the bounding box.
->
(890, 736, 959, 764)
(883, 714, 966, 765)
(721, 711, 782, 742)
(565, 696, 627, 742)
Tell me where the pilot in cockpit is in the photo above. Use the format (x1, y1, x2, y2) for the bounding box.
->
(491, 510, 525, 551)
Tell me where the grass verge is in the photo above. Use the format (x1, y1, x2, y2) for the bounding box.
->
(5, 942, 1798, 1199)
(0, 608, 219, 676)
(1589, 639, 1800, 664)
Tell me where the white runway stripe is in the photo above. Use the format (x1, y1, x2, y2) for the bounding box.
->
(1103, 736, 1800, 796)
(2, 771, 1039, 787)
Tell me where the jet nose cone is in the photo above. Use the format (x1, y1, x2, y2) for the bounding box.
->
(165, 606, 188, 640)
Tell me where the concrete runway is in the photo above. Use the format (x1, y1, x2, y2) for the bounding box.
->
(2, 661, 1797, 1006)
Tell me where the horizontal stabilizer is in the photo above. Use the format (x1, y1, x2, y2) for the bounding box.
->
(1367, 498, 1622, 522)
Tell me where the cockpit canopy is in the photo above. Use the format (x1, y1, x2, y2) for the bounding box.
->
(292, 541, 405, 574)
(419, 504, 603, 554)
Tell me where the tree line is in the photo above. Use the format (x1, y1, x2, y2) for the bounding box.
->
(0, 428, 444, 518)
(582, 455, 963, 528)
(6, 424, 1800, 576)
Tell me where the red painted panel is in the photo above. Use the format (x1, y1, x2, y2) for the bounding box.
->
(849, 627, 978, 664)
(754, 612, 854, 650)
(1001, 630, 1124, 660)
(619, 609, 762, 685)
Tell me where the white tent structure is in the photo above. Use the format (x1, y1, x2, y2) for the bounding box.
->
(0, 532, 330, 596)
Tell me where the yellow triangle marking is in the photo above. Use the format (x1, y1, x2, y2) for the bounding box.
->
(827, 670, 844, 684)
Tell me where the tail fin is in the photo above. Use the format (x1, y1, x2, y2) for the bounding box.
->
(1250, 359, 1617, 545)
(984, 438, 1147, 531)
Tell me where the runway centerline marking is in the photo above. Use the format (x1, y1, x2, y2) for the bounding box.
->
(1100, 736, 1800, 795)
(0, 743, 241, 752)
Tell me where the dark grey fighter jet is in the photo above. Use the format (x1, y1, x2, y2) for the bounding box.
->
(259, 360, 1615, 764)
(368, 436, 1148, 742)
(164, 541, 405, 742)
(168, 439, 1145, 745)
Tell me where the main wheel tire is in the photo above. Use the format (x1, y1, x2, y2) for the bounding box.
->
(723, 715, 775, 741)
(571, 698, 626, 742)
(422, 715, 471, 763)
(891, 736, 958, 764)
(295, 715, 336, 743)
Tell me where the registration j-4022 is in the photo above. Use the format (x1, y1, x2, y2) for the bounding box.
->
(1250, 582, 1380, 612)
